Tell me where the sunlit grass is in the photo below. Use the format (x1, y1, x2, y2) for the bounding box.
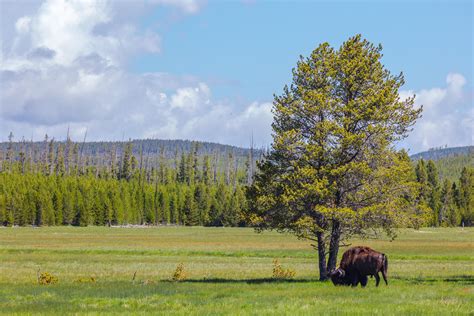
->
(0, 227, 472, 314)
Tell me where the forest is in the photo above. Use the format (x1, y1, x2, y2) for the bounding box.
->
(0, 134, 253, 227)
(0, 133, 472, 227)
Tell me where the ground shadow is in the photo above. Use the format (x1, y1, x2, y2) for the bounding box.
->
(162, 275, 474, 285)
(161, 278, 318, 284)
(394, 275, 474, 285)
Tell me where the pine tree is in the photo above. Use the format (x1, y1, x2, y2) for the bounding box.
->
(48, 138, 55, 175)
(52, 188, 63, 225)
(120, 142, 133, 180)
(209, 184, 226, 226)
(223, 188, 239, 227)
(72, 143, 79, 176)
(178, 152, 187, 183)
(194, 184, 210, 225)
(55, 144, 65, 176)
(18, 138, 26, 174)
(247, 35, 422, 280)
(161, 188, 171, 224)
(182, 187, 198, 225)
(202, 155, 211, 185)
(169, 192, 179, 224)
(247, 135, 254, 185)
(459, 167, 473, 226)
(426, 160, 441, 225)
(186, 150, 195, 185)
(415, 159, 429, 202)
(193, 142, 200, 183)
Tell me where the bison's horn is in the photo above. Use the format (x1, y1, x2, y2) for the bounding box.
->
(338, 269, 345, 277)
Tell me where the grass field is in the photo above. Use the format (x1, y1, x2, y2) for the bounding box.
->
(0, 226, 473, 315)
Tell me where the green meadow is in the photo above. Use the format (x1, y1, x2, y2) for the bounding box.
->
(0, 227, 472, 315)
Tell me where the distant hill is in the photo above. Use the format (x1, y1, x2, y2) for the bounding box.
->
(410, 146, 473, 161)
(0, 138, 266, 173)
(410, 146, 473, 182)
(0, 138, 264, 158)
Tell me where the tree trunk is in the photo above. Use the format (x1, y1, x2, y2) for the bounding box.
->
(326, 220, 341, 273)
(316, 231, 328, 280)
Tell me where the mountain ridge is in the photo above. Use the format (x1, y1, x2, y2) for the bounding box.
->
(1, 137, 472, 162)
(410, 145, 473, 161)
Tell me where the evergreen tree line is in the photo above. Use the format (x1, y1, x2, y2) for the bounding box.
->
(0, 134, 251, 227)
(414, 159, 473, 227)
(0, 173, 246, 227)
(0, 132, 472, 227)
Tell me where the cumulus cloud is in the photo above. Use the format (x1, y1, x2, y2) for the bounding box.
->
(400, 73, 473, 153)
(5, 0, 161, 66)
(0, 0, 272, 147)
(170, 83, 211, 110)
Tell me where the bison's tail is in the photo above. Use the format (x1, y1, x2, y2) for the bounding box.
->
(383, 254, 388, 275)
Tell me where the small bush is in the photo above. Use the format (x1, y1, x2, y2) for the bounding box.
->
(172, 263, 187, 281)
(38, 272, 58, 285)
(272, 259, 296, 280)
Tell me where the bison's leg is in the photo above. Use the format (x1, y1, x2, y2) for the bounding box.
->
(374, 273, 380, 287)
(381, 270, 388, 285)
(359, 275, 368, 287)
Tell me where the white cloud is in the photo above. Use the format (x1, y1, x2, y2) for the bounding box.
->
(0, 0, 272, 147)
(400, 73, 473, 154)
(155, 100, 273, 146)
(7, 0, 162, 66)
(15, 16, 31, 34)
(170, 83, 211, 110)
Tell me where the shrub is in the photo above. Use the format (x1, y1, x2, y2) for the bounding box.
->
(272, 259, 296, 280)
(172, 263, 187, 281)
(38, 272, 58, 285)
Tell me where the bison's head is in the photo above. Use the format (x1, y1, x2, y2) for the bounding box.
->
(329, 268, 346, 286)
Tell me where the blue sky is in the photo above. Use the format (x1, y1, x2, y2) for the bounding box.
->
(133, 1, 472, 99)
(0, 0, 472, 152)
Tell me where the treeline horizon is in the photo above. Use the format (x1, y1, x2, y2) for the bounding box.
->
(0, 132, 472, 227)
(0, 133, 267, 173)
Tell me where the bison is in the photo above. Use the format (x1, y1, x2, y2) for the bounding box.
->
(329, 246, 388, 287)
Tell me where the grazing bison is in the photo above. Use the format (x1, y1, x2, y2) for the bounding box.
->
(329, 246, 388, 287)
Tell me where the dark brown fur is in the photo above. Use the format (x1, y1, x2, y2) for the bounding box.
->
(330, 246, 388, 287)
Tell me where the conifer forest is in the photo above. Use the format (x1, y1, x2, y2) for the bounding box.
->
(0, 135, 259, 227)
(0, 134, 472, 228)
